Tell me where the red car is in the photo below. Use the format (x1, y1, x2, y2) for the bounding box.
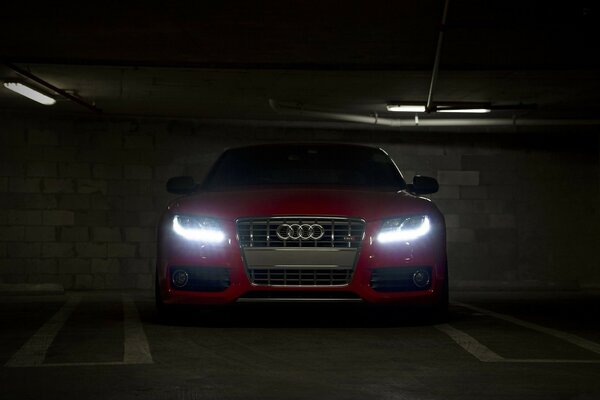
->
(156, 143, 448, 316)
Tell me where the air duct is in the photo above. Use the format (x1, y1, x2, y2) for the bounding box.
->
(268, 99, 600, 127)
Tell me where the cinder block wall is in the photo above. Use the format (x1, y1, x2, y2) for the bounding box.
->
(1, 115, 599, 290)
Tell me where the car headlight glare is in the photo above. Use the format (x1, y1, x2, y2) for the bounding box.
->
(377, 215, 431, 243)
(172, 215, 226, 243)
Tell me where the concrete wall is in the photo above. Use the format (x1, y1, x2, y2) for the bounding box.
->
(1, 115, 599, 290)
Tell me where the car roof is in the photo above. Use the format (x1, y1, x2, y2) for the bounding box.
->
(222, 142, 388, 154)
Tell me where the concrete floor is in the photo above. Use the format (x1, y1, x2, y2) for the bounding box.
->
(1, 291, 599, 400)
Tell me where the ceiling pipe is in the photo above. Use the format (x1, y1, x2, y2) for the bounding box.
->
(4, 61, 102, 114)
(268, 99, 600, 127)
(426, 0, 450, 112)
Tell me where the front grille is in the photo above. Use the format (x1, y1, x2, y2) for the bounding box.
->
(237, 217, 365, 248)
(238, 217, 363, 287)
(249, 268, 352, 286)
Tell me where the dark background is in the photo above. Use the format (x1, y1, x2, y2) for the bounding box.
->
(1, 0, 599, 291)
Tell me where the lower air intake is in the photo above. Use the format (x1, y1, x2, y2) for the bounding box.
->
(249, 268, 352, 286)
(370, 267, 433, 292)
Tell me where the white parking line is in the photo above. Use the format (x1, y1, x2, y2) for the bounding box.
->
(122, 295, 153, 364)
(454, 302, 600, 355)
(435, 323, 505, 362)
(501, 359, 600, 363)
(5, 294, 153, 367)
(5, 294, 82, 367)
(32, 361, 134, 367)
(434, 302, 600, 363)
(436, 323, 600, 363)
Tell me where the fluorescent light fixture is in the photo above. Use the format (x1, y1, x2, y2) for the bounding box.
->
(387, 104, 426, 113)
(3, 82, 56, 105)
(437, 108, 491, 113)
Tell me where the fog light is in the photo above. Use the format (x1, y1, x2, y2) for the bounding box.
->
(412, 269, 431, 289)
(172, 270, 189, 288)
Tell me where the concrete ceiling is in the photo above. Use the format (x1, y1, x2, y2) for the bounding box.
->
(1, 1, 599, 129)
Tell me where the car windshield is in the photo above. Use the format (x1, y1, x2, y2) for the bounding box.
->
(202, 144, 406, 190)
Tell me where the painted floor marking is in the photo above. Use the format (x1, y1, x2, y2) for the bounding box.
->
(434, 302, 600, 363)
(436, 323, 600, 364)
(435, 323, 505, 362)
(454, 302, 600, 355)
(5, 294, 82, 367)
(31, 361, 141, 367)
(122, 294, 153, 364)
(500, 359, 600, 363)
(5, 294, 153, 367)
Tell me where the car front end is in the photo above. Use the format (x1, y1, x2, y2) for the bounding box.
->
(156, 144, 447, 314)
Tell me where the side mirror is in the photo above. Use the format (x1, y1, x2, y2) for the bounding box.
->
(406, 175, 439, 195)
(166, 176, 197, 195)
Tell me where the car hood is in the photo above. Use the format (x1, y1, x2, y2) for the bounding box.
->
(168, 187, 440, 222)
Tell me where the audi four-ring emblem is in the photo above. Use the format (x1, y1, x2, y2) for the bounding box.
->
(276, 223, 325, 240)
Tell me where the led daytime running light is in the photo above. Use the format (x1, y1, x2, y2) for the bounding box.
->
(377, 216, 431, 243)
(172, 215, 225, 243)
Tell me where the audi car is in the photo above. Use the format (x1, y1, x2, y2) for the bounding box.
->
(156, 143, 448, 316)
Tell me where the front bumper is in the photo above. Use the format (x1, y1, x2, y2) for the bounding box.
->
(157, 219, 447, 305)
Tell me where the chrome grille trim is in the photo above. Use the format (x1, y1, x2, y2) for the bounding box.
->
(249, 268, 353, 286)
(237, 298, 363, 303)
(237, 216, 365, 248)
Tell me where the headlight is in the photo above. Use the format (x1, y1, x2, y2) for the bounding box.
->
(172, 215, 226, 243)
(377, 215, 431, 243)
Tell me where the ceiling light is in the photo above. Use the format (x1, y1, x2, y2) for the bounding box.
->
(387, 104, 426, 112)
(3, 82, 56, 105)
(437, 108, 491, 113)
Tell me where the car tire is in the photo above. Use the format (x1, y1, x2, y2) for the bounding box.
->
(155, 274, 175, 320)
(429, 262, 449, 323)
